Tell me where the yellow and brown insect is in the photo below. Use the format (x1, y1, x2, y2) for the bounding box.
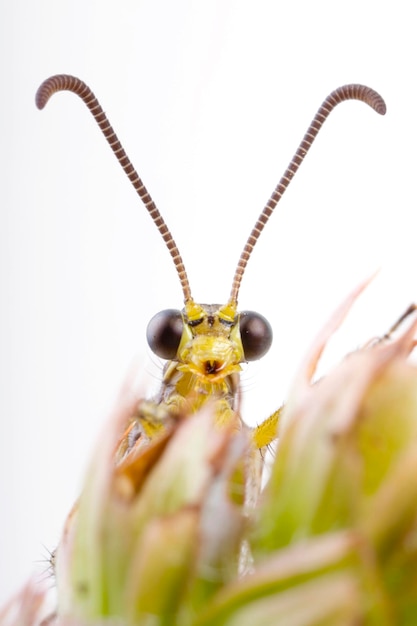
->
(36, 76, 386, 476)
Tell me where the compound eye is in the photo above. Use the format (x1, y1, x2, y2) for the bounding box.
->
(146, 309, 184, 360)
(239, 311, 273, 361)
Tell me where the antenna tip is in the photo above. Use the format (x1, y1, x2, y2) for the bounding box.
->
(375, 99, 387, 116)
(35, 76, 55, 110)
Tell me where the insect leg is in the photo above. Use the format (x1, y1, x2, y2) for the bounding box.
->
(252, 407, 283, 450)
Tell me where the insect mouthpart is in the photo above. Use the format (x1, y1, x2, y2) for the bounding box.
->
(204, 360, 224, 375)
(178, 331, 243, 382)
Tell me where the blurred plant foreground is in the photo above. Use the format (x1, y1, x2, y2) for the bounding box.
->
(2, 282, 417, 626)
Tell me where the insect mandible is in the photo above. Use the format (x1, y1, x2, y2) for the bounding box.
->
(35, 76, 386, 473)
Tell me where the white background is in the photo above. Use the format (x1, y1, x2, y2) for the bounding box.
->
(1, 0, 416, 604)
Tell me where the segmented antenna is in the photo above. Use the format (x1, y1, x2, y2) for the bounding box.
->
(36, 74, 193, 303)
(228, 84, 386, 305)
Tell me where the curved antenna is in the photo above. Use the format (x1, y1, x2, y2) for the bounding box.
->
(228, 84, 386, 306)
(36, 74, 193, 304)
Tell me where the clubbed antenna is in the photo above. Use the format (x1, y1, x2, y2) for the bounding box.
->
(228, 84, 386, 306)
(36, 74, 193, 304)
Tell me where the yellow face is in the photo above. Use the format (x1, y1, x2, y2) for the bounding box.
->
(177, 304, 245, 383)
(147, 301, 273, 385)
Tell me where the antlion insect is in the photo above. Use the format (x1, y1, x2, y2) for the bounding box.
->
(35, 76, 386, 486)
